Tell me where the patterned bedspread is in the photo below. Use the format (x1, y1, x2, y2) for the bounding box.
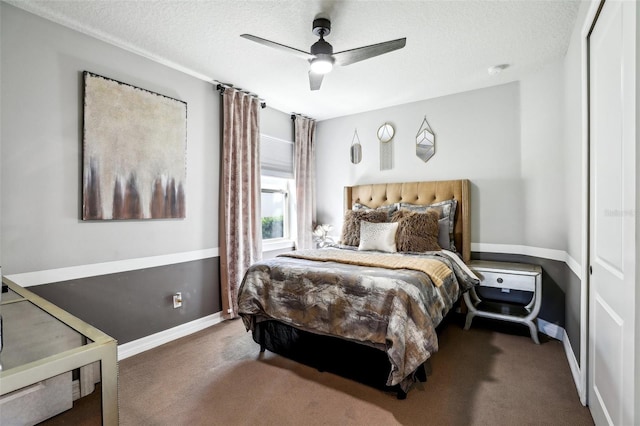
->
(237, 248, 479, 391)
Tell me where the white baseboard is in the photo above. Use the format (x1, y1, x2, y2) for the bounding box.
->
(562, 328, 584, 403)
(117, 312, 224, 360)
(537, 318, 564, 340)
(536, 319, 583, 402)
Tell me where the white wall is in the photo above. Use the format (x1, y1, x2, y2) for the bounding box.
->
(0, 2, 578, 274)
(316, 61, 570, 254)
(316, 81, 527, 246)
(261, 107, 293, 142)
(0, 4, 218, 274)
(520, 60, 566, 251)
(563, 1, 591, 268)
(557, 0, 595, 375)
(0, 4, 291, 275)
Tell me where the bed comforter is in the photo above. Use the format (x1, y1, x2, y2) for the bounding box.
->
(237, 248, 479, 391)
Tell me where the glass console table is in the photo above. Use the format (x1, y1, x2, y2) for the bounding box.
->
(0, 277, 118, 424)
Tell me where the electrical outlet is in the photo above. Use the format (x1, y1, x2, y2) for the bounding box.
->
(173, 292, 182, 308)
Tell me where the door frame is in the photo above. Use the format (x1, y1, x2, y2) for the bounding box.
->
(579, 0, 603, 407)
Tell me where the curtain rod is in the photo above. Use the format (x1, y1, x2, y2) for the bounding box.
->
(291, 112, 314, 121)
(215, 82, 266, 109)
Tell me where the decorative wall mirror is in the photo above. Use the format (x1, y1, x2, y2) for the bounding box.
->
(350, 129, 362, 164)
(416, 116, 435, 163)
(377, 123, 395, 143)
(377, 123, 394, 170)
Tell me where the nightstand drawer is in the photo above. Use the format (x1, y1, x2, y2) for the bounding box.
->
(476, 270, 536, 292)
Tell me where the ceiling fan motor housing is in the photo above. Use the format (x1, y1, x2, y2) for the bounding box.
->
(311, 18, 333, 57)
(311, 39, 333, 55)
(312, 18, 331, 37)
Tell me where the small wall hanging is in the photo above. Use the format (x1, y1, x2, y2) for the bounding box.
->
(377, 122, 395, 170)
(416, 115, 435, 163)
(350, 129, 362, 164)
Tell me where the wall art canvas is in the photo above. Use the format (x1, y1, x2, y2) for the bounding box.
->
(82, 71, 187, 220)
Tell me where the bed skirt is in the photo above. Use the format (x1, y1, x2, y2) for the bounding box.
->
(251, 320, 428, 399)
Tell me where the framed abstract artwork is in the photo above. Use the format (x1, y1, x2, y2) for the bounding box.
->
(82, 71, 187, 220)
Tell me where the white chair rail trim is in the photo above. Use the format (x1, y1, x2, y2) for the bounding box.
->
(5, 248, 219, 287)
(471, 243, 581, 280)
(7, 244, 581, 288)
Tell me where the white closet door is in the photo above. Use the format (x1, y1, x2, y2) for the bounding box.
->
(588, 1, 637, 425)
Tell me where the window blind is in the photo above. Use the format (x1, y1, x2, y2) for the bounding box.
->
(261, 134, 294, 179)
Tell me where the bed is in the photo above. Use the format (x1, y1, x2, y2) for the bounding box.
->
(237, 179, 478, 398)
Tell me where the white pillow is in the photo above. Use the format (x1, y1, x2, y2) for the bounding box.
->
(358, 221, 398, 252)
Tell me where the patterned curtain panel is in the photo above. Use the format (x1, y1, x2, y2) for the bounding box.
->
(294, 115, 317, 250)
(220, 88, 262, 319)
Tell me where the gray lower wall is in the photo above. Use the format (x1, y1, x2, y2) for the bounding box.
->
(472, 252, 580, 361)
(30, 257, 221, 345)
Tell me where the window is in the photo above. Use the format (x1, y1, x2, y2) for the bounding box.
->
(261, 177, 291, 240)
(260, 134, 295, 243)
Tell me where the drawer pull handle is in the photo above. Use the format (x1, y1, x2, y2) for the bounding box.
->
(497, 277, 504, 284)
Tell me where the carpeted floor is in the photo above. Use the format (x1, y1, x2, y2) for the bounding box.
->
(42, 314, 594, 425)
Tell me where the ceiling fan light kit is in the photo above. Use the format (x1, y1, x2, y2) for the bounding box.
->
(241, 17, 406, 90)
(310, 55, 334, 74)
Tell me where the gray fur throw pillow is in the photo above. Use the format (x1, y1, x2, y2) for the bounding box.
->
(391, 209, 441, 252)
(341, 210, 389, 246)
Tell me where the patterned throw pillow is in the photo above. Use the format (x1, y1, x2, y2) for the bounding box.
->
(399, 199, 457, 251)
(391, 209, 441, 252)
(340, 209, 389, 246)
(358, 221, 399, 252)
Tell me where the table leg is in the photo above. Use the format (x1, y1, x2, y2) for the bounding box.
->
(100, 344, 119, 425)
(526, 320, 540, 344)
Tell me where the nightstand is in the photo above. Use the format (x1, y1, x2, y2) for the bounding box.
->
(463, 260, 542, 344)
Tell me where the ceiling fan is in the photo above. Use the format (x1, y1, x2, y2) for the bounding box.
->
(241, 18, 406, 91)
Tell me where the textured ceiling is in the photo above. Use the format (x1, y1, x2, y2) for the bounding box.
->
(7, 0, 580, 120)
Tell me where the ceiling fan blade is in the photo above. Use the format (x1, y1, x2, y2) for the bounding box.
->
(309, 72, 324, 91)
(240, 34, 313, 60)
(333, 38, 406, 67)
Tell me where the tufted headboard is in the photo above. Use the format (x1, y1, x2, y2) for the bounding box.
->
(344, 179, 471, 262)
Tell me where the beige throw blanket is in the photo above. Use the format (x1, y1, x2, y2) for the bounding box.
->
(281, 248, 451, 287)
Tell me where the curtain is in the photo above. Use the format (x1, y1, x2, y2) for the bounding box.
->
(294, 115, 317, 250)
(219, 88, 262, 319)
